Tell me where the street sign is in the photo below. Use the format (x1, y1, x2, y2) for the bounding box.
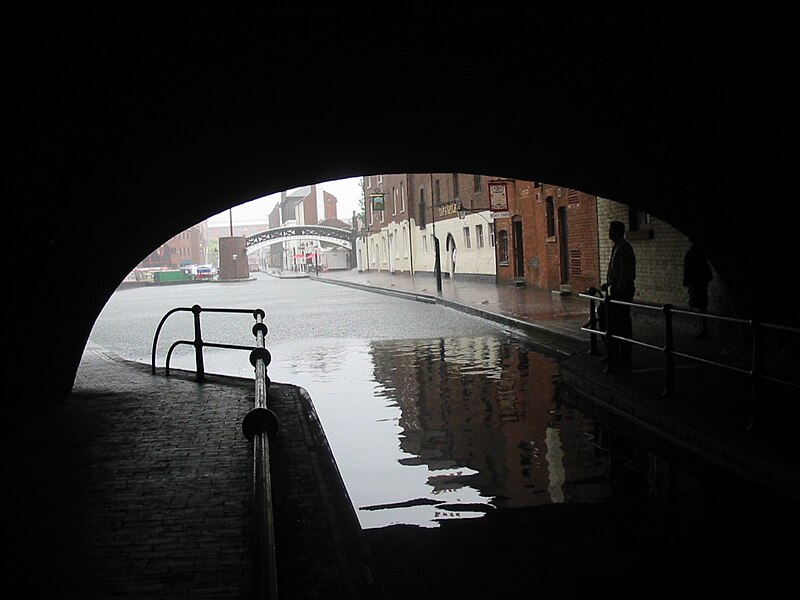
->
(489, 180, 510, 218)
(370, 193, 385, 211)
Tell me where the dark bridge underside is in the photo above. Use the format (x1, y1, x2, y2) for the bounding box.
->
(17, 6, 797, 404)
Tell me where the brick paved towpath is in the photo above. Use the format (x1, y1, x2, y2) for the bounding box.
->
(3, 343, 383, 599)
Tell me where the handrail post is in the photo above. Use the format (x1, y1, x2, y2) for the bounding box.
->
(602, 294, 615, 374)
(749, 318, 762, 431)
(588, 294, 600, 355)
(662, 304, 676, 397)
(191, 304, 206, 382)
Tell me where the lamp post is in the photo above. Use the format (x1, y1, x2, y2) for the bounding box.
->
(431, 174, 442, 294)
(456, 199, 492, 221)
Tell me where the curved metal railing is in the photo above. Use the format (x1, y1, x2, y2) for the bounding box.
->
(151, 304, 279, 599)
(151, 304, 263, 380)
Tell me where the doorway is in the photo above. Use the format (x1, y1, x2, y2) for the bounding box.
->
(558, 206, 569, 285)
(446, 233, 456, 278)
(512, 217, 525, 278)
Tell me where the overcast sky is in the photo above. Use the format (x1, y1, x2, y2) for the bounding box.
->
(208, 177, 363, 226)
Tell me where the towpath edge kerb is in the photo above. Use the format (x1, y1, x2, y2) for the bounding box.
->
(311, 275, 586, 356)
(313, 274, 437, 304)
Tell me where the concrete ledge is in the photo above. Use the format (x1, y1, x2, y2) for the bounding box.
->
(558, 362, 800, 502)
(311, 275, 437, 303)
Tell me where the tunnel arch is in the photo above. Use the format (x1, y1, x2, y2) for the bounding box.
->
(19, 7, 796, 406)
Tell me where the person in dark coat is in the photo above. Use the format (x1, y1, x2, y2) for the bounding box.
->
(683, 243, 713, 338)
(601, 220, 636, 367)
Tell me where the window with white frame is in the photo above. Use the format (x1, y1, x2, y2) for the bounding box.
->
(476, 224, 485, 248)
(463, 226, 471, 249)
(423, 234, 428, 254)
(498, 230, 509, 264)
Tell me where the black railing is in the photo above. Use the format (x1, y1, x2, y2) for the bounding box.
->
(151, 304, 263, 381)
(152, 304, 279, 599)
(579, 292, 800, 428)
(242, 310, 279, 600)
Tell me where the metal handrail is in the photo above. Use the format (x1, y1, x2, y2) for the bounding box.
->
(151, 304, 263, 381)
(152, 305, 280, 598)
(578, 292, 800, 428)
(243, 309, 279, 600)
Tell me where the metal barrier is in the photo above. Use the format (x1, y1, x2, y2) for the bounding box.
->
(151, 304, 264, 381)
(152, 304, 279, 599)
(243, 310, 279, 600)
(579, 291, 800, 428)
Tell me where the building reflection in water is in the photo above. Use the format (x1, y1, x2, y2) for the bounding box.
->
(364, 336, 612, 526)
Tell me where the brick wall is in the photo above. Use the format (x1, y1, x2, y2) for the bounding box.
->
(498, 181, 599, 293)
(597, 198, 732, 331)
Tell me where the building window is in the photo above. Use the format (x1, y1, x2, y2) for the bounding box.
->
(452, 173, 460, 198)
(393, 187, 398, 215)
(498, 230, 509, 265)
(434, 179, 441, 204)
(545, 197, 556, 237)
(418, 189, 426, 229)
(476, 224, 485, 248)
(400, 182, 405, 213)
(423, 234, 428, 254)
(473, 174, 482, 193)
(628, 206, 652, 231)
(463, 226, 471, 249)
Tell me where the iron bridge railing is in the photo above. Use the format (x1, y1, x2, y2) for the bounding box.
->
(152, 304, 279, 599)
(579, 291, 800, 429)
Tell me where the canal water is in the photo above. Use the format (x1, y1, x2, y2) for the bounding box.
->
(90, 274, 797, 596)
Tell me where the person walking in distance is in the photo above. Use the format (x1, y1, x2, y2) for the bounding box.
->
(683, 243, 712, 338)
(601, 220, 636, 368)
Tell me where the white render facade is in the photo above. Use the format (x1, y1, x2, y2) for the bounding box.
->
(357, 173, 497, 281)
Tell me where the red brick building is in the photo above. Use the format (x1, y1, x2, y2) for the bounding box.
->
(359, 174, 601, 294)
(138, 222, 209, 270)
(494, 181, 600, 293)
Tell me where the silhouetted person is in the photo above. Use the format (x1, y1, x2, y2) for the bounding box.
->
(601, 220, 636, 367)
(683, 243, 712, 338)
